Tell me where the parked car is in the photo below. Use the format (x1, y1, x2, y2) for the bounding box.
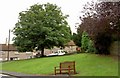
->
(47, 50, 66, 56)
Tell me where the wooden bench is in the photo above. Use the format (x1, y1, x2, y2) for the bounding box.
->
(54, 61, 76, 75)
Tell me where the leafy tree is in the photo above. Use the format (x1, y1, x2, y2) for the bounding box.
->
(87, 40, 96, 53)
(72, 33, 81, 47)
(81, 31, 89, 52)
(77, 1, 120, 54)
(12, 3, 71, 57)
(95, 2, 120, 40)
(81, 31, 95, 53)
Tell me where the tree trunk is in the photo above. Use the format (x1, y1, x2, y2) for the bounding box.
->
(41, 46, 44, 57)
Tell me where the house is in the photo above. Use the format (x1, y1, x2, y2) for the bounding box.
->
(0, 44, 17, 51)
(0, 40, 77, 61)
(44, 40, 77, 55)
(0, 44, 33, 61)
(64, 40, 77, 53)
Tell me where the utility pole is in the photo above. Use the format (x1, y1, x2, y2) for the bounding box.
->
(7, 29, 10, 61)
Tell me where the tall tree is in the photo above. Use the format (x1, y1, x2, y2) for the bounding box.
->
(72, 33, 81, 47)
(12, 3, 71, 57)
(77, 1, 120, 54)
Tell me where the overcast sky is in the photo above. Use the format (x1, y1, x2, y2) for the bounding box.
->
(0, 0, 93, 44)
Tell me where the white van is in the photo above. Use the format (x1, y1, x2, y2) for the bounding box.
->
(47, 50, 65, 56)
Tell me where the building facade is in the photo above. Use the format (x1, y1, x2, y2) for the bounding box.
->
(0, 40, 77, 61)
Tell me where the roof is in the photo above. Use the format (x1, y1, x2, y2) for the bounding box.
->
(66, 40, 76, 46)
(0, 44, 17, 51)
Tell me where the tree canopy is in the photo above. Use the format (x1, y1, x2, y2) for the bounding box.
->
(12, 3, 71, 56)
(77, 1, 120, 54)
(72, 33, 81, 47)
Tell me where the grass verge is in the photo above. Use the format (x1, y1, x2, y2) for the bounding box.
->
(0, 53, 118, 76)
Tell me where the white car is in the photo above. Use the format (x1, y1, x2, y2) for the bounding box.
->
(47, 50, 65, 56)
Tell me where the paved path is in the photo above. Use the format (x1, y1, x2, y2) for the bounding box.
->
(0, 74, 8, 76)
(0, 70, 69, 78)
(1, 70, 34, 76)
(0, 74, 17, 78)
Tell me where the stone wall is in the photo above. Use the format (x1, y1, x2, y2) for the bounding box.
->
(109, 41, 120, 56)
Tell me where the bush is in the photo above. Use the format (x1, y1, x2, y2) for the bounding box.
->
(94, 33, 112, 54)
(81, 31, 89, 52)
(87, 40, 96, 53)
(81, 31, 96, 53)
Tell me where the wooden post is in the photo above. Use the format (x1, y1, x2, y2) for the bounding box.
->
(55, 67, 56, 75)
(60, 63, 62, 74)
(68, 66, 70, 75)
(7, 29, 10, 61)
(74, 61, 76, 74)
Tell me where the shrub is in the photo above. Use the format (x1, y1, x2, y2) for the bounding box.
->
(94, 33, 112, 54)
(87, 40, 96, 53)
(81, 31, 89, 52)
(81, 31, 96, 53)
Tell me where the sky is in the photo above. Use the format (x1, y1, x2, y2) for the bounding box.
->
(0, 0, 93, 44)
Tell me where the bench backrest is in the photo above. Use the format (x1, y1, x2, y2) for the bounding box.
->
(60, 61, 75, 69)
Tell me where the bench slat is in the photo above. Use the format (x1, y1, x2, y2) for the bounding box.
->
(55, 61, 76, 75)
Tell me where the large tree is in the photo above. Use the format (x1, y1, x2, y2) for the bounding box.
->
(12, 3, 71, 57)
(77, 1, 120, 54)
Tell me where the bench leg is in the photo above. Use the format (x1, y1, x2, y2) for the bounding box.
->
(74, 69, 76, 74)
(68, 66, 70, 75)
(60, 69, 61, 74)
(55, 67, 56, 75)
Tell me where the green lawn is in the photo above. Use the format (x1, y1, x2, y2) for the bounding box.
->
(0, 53, 118, 76)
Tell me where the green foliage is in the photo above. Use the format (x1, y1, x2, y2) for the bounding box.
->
(72, 33, 82, 47)
(81, 31, 95, 53)
(87, 40, 96, 53)
(12, 3, 71, 56)
(81, 31, 89, 52)
(78, 1, 120, 55)
(94, 33, 112, 54)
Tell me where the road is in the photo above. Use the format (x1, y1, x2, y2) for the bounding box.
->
(0, 74, 17, 78)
